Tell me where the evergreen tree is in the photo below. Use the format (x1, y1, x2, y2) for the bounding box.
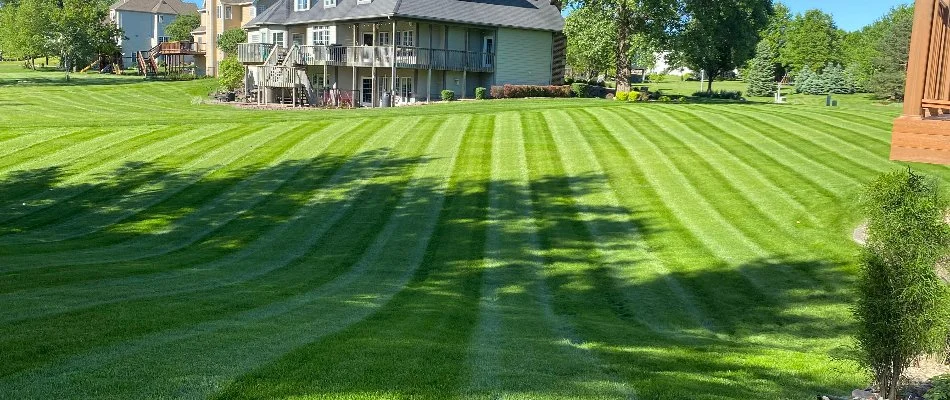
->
(794, 64, 816, 94)
(824, 62, 853, 94)
(746, 41, 777, 97)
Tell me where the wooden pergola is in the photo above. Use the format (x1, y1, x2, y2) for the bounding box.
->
(891, 0, 950, 164)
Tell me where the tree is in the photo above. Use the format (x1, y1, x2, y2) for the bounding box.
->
(855, 169, 950, 400)
(746, 41, 776, 97)
(164, 13, 199, 43)
(565, 5, 615, 78)
(55, 0, 123, 75)
(567, 0, 680, 91)
(822, 62, 854, 94)
(676, 0, 773, 92)
(218, 55, 244, 92)
(217, 28, 247, 56)
(781, 9, 841, 74)
(0, 0, 56, 69)
(794, 64, 816, 94)
(840, 5, 914, 92)
(869, 5, 914, 101)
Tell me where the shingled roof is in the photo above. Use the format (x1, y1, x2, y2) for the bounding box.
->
(111, 0, 199, 15)
(248, 0, 564, 32)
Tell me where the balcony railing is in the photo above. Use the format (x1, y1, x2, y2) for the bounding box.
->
(240, 43, 494, 72)
(238, 43, 276, 64)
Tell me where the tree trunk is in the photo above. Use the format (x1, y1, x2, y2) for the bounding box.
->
(615, 2, 631, 92)
(706, 76, 713, 93)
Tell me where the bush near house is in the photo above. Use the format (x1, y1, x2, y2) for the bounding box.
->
(475, 87, 487, 100)
(615, 91, 629, 101)
(489, 84, 571, 99)
(692, 90, 743, 100)
(440, 89, 456, 101)
(571, 82, 591, 98)
(217, 56, 244, 94)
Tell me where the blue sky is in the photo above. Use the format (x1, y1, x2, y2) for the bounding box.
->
(781, 0, 911, 31)
(183, 0, 911, 32)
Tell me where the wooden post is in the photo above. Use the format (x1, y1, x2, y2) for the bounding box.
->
(372, 23, 378, 107)
(903, 0, 938, 118)
(353, 24, 358, 106)
(427, 24, 433, 103)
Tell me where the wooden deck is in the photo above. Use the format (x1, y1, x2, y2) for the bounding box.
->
(891, 0, 950, 164)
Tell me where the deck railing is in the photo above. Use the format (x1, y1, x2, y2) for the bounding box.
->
(238, 43, 276, 64)
(155, 41, 205, 55)
(240, 43, 494, 72)
(905, 0, 950, 117)
(256, 65, 297, 88)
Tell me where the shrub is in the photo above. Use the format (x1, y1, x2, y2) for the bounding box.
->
(692, 90, 743, 100)
(855, 169, 950, 400)
(217, 29, 248, 56)
(475, 87, 487, 100)
(440, 89, 456, 101)
(927, 375, 950, 400)
(217, 55, 244, 93)
(490, 84, 571, 99)
(636, 90, 652, 102)
(571, 82, 591, 98)
(615, 91, 629, 101)
(658, 96, 671, 102)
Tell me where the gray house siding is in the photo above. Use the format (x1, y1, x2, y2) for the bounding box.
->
(116, 10, 184, 57)
(493, 28, 553, 86)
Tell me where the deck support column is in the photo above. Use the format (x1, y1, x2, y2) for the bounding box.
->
(372, 23, 378, 108)
(427, 24, 433, 103)
(353, 24, 358, 107)
(392, 19, 398, 101)
(903, 0, 938, 118)
(462, 28, 469, 99)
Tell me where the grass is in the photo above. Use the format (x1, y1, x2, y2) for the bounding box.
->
(0, 66, 947, 399)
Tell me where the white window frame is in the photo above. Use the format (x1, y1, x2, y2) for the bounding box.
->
(271, 31, 286, 47)
(249, 33, 261, 43)
(395, 31, 414, 47)
(295, 0, 310, 11)
(216, 5, 223, 18)
(224, 5, 232, 19)
(311, 25, 332, 46)
(377, 31, 390, 46)
(324, 0, 336, 8)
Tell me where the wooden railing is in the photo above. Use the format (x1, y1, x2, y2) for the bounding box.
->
(239, 43, 495, 72)
(154, 41, 205, 55)
(255, 65, 297, 88)
(906, 0, 950, 117)
(238, 43, 276, 64)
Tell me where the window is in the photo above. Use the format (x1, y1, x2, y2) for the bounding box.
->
(271, 32, 285, 46)
(312, 26, 331, 46)
(324, 0, 336, 7)
(376, 32, 390, 46)
(396, 31, 414, 47)
(216, 5, 222, 18)
(292, 33, 304, 46)
(224, 6, 232, 19)
(398, 77, 413, 100)
(295, 0, 310, 11)
(158, 15, 165, 23)
(312, 72, 326, 87)
(249, 33, 261, 43)
(158, 36, 170, 44)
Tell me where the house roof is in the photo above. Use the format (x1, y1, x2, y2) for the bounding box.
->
(111, 0, 199, 15)
(248, 0, 564, 32)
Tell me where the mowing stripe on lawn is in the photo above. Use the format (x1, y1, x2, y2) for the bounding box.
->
(467, 111, 634, 400)
(759, 106, 891, 145)
(0, 118, 427, 321)
(0, 127, 105, 171)
(0, 114, 469, 399)
(0, 123, 236, 229)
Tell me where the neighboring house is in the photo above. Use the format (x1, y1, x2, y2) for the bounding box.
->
(234, 0, 566, 107)
(110, 0, 199, 61)
(194, 0, 278, 76)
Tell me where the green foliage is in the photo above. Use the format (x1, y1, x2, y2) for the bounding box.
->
(676, 0, 772, 92)
(841, 5, 914, 93)
(217, 55, 244, 92)
(822, 62, 855, 94)
(564, 5, 616, 77)
(440, 89, 455, 101)
(164, 13, 200, 43)
(571, 82, 591, 98)
(691, 89, 743, 100)
(856, 169, 950, 400)
(746, 41, 777, 97)
(658, 95, 671, 102)
(217, 29, 247, 56)
(781, 9, 842, 74)
(474, 87, 487, 100)
(927, 375, 950, 400)
(0, 0, 57, 68)
(869, 5, 914, 101)
(615, 91, 629, 101)
(794, 65, 818, 94)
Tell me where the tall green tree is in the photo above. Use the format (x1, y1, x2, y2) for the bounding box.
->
(0, 0, 56, 69)
(567, 0, 680, 91)
(55, 0, 122, 74)
(840, 5, 914, 92)
(746, 41, 777, 96)
(869, 5, 914, 100)
(781, 9, 841, 74)
(676, 0, 773, 92)
(164, 13, 200, 43)
(856, 169, 950, 400)
(564, 5, 616, 78)
(217, 28, 247, 56)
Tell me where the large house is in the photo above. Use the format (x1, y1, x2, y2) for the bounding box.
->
(193, 0, 278, 77)
(110, 0, 199, 61)
(230, 0, 566, 107)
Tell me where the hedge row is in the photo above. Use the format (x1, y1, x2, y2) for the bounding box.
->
(490, 84, 572, 99)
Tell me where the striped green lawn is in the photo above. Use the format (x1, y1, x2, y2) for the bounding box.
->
(1, 69, 948, 399)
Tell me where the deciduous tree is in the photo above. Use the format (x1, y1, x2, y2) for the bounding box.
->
(217, 28, 247, 56)
(676, 0, 772, 92)
(165, 13, 200, 43)
(781, 9, 841, 73)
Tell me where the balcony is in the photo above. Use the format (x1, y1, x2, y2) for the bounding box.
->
(238, 43, 276, 64)
(154, 41, 206, 56)
(238, 43, 495, 73)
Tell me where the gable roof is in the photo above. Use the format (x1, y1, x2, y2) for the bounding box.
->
(249, 0, 564, 32)
(111, 0, 199, 15)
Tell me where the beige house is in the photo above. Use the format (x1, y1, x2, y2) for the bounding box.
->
(193, 0, 276, 76)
